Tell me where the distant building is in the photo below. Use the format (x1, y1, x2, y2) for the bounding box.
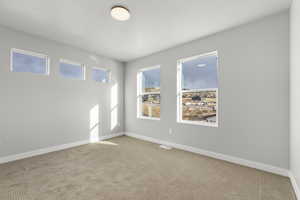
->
(192, 96, 201, 101)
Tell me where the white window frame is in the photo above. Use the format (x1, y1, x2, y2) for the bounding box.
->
(10, 48, 50, 75)
(59, 59, 86, 80)
(92, 67, 111, 83)
(177, 51, 219, 127)
(137, 65, 161, 121)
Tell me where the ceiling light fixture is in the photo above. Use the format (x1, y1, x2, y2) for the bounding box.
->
(111, 6, 130, 21)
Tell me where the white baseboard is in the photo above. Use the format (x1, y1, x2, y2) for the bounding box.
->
(0, 140, 89, 164)
(0, 132, 124, 164)
(290, 172, 300, 200)
(0, 131, 297, 198)
(125, 132, 289, 177)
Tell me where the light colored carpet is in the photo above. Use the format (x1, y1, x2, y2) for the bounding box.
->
(0, 136, 296, 200)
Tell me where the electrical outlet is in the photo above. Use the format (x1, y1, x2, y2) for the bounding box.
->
(169, 128, 173, 134)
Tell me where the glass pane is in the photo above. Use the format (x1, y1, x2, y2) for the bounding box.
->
(92, 68, 109, 83)
(142, 94, 160, 118)
(59, 62, 84, 80)
(12, 51, 48, 74)
(182, 54, 218, 90)
(142, 68, 160, 93)
(182, 90, 217, 123)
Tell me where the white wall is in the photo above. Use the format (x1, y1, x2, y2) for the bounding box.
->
(290, 0, 300, 194)
(0, 26, 124, 157)
(125, 12, 290, 169)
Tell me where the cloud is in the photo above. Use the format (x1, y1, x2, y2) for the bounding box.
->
(182, 54, 218, 89)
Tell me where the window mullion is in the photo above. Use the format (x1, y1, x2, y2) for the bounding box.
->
(141, 92, 160, 96)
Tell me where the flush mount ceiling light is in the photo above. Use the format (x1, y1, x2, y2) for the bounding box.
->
(111, 6, 130, 21)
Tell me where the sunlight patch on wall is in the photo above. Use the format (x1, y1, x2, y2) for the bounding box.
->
(111, 107, 118, 130)
(111, 83, 119, 130)
(90, 104, 100, 143)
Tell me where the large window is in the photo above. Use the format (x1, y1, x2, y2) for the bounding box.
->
(92, 67, 111, 83)
(177, 51, 219, 127)
(59, 59, 85, 80)
(11, 48, 49, 75)
(137, 66, 160, 120)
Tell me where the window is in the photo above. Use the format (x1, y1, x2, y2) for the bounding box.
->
(137, 66, 160, 120)
(59, 59, 85, 80)
(11, 48, 49, 75)
(177, 51, 219, 127)
(92, 67, 110, 83)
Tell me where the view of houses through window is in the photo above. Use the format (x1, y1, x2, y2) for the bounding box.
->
(137, 66, 160, 119)
(177, 51, 218, 127)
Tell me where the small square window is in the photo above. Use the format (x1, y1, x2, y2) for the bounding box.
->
(59, 59, 85, 80)
(11, 48, 49, 75)
(92, 68, 110, 83)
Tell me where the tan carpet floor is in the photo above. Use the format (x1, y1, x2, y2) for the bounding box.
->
(0, 136, 296, 200)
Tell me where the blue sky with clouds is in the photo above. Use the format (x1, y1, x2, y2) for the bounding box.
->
(13, 51, 217, 90)
(142, 68, 160, 90)
(182, 54, 218, 90)
(92, 68, 108, 82)
(59, 62, 84, 79)
(12, 52, 47, 74)
(142, 54, 218, 90)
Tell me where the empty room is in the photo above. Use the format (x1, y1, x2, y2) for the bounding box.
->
(0, 0, 299, 199)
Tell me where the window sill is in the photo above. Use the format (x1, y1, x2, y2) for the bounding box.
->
(137, 116, 160, 121)
(177, 120, 218, 127)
